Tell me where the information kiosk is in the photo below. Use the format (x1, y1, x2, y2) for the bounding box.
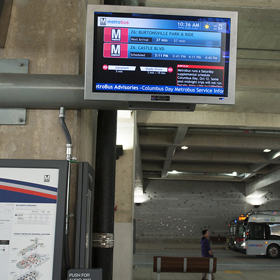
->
(0, 159, 68, 280)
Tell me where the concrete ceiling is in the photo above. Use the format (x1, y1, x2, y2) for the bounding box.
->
(137, 120, 280, 182)
(137, 1, 280, 193)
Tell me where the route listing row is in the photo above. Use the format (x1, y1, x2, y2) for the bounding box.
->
(103, 43, 220, 62)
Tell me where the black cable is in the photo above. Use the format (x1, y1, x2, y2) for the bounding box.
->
(64, 233, 71, 273)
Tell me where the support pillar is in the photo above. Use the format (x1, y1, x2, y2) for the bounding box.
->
(113, 111, 136, 280)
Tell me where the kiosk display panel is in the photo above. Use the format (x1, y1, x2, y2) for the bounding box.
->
(85, 5, 238, 109)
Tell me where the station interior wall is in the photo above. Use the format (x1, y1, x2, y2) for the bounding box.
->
(134, 179, 280, 242)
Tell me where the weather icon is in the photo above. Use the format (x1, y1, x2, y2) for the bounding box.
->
(203, 23, 211, 30)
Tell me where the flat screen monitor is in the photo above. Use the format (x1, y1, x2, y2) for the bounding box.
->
(84, 5, 238, 110)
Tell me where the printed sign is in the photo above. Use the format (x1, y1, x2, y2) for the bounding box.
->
(0, 168, 59, 280)
(68, 269, 102, 280)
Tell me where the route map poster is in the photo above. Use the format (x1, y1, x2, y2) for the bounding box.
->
(0, 167, 59, 280)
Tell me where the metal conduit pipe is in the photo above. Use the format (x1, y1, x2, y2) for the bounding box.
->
(0, 74, 84, 108)
(0, 73, 128, 110)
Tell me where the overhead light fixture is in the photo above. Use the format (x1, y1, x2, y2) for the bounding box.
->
(232, 171, 237, 176)
(272, 152, 280, 160)
(134, 188, 148, 204)
(246, 191, 267, 199)
(181, 146, 188, 150)
(263, 149, 271, 153)
(169, 170, 180, 174)
(246, 190, 267, 207)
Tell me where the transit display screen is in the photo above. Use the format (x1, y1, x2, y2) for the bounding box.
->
(84, 5, 237, 108)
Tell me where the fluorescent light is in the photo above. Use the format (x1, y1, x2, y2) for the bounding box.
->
(272, 152, 280, 160)
(246, 191, 267, 199)
(232, 171, 237, 176)
(169, 170, 180, 174)
(134, 195, 148, 204)
(181, 146, 188, 150)
(263, 149, 271, 153)
(246, 191, 267, 206)
(134, 188, 148, 204)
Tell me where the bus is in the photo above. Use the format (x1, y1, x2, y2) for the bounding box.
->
(245, 211, 280, 258)
(235, 215, 248, 252)
(228, 215, 248, 252)
(228, 219, 237, 249)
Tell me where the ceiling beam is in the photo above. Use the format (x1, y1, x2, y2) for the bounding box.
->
(165, 174, 244, 182)
(173, 126, 189, 144)
(250, 150, 280, 172)
(169, 163, 269, 174)
(246, 168, 280, 196)
(139, 134, 280, 150)
(143, 173, 246, 182)
(162, 126, 189, 178)
(174, 150, 267, 163)
(138, 110, 280, 130)
(142, 149, 268, 163)
(165, 147, 175, 160)
(142, 162, 270, 174)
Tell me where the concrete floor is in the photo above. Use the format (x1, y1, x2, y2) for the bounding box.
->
(133, 244, 280, 280)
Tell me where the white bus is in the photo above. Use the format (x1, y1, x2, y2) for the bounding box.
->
(245, 211, 280, 258)
(228, 215, 248, 252)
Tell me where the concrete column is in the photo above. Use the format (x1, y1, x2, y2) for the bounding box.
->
(113, 111, 136, 280)
(0, 0, 99, 270)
